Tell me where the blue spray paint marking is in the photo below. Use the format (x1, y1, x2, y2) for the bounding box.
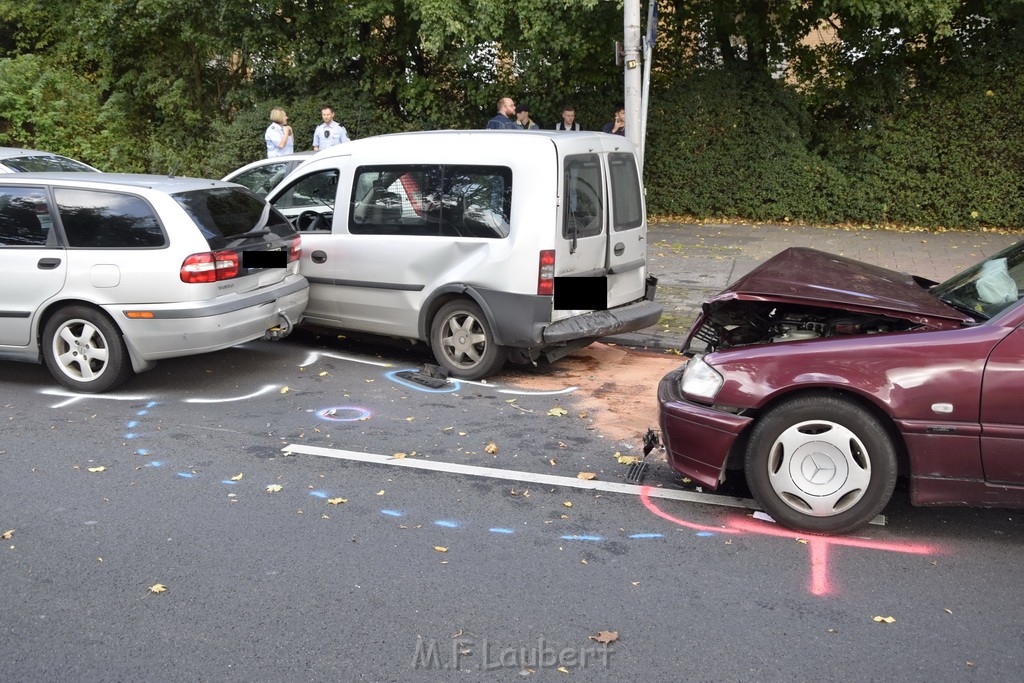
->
(316, 406, 372, 422)
(381, 509, 403, 517)
(560, 534, 604, 542)
(177, 472, 195, 479)
(146, 461, 163, 467)
(136, 449, 150, 456)
(489, 528, 515, 535)
(309, 490, 329, 499)
(629, 533, 664, 539)
(221, 480, 239, 485)
(146, 402, 158, 408)
(136, 410, 148, 416)
(127, 421, 138, 428)
(385, 369, 461, 394)
(695, 531, 715, 537)
(434, 520, 460, 528)
(124, 433, 138, 440)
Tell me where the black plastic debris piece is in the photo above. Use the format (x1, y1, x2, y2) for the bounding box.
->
(642, 428, 660, 456)
(396, 364, 450, 389)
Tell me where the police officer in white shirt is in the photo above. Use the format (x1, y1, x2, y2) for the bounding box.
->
(312, 106, 350, 151)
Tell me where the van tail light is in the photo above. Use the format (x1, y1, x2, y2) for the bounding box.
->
(180, 250, 240, 283)
(538, 249, 555, 296)
(289, 236, 301, 262)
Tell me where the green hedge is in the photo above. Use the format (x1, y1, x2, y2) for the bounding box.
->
(644, 66, 1024, 229)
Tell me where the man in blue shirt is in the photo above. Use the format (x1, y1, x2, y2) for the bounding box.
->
(486, 98, 518, 129)
(602, 104, 626, 136)
(313, 106, 350, 151)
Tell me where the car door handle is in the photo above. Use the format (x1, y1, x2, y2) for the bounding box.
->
(37, 258, 62, 270)
(613, 242, 625, 256)
(310, 250, 327, 264)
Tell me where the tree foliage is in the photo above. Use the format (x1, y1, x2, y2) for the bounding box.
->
(0, 0, 1022, 228)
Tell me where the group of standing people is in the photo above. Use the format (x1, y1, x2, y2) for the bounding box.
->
(486, 97, 624, 136)
(265, 98, 625, 159)
(265, 105, 350, 158)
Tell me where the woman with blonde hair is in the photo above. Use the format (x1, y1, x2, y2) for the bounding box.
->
(264, 107, 294, 158)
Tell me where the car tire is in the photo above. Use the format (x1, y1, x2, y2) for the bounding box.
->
(744, 393, 897, 535)
(430, 300, 507, 380)
(42, 306, 133, 393)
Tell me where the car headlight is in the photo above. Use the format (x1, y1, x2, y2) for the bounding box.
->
(680, 356, 723, 400)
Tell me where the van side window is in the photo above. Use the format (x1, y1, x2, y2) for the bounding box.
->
(55, 188, 165, 248)
(350, 165, 512, 238)
(609, 153, 643, 231)
(563, 154, 603, 239)
(275, 169, 339, 211)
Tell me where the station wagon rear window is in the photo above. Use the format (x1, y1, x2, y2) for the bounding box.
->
(350, 164, 512, 238)
(174, 187, 294, 245)
(0, 186, 53, 247)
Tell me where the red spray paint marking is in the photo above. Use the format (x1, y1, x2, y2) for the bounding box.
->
(640, 486, 938, 597)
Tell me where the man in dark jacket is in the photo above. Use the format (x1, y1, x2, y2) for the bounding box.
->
(486, 97, 518, 129)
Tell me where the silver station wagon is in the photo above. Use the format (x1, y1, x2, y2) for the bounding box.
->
(0, 174, 309, 392)
(264, 130, 662, 379)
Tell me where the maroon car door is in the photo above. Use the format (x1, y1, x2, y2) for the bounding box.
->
(980, 325, 1024, 484)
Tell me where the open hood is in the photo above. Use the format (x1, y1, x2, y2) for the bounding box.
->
(710, 247, 973, 325)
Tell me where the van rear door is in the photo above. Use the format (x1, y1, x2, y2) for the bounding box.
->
(603, 149, 648, 307)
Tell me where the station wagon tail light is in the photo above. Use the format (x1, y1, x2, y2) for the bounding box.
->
(180, 250, 240, 283)
(538, 250, 555, 295)
(289, 236, 301, 262)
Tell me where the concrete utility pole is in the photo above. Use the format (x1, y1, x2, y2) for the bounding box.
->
(623, 0, 643, 155)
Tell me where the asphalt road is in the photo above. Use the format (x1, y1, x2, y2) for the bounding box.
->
(2, 331, 1023, 681)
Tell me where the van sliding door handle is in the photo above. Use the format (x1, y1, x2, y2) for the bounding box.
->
(613, 242, 625, 256)
(311, 250, 327, 264)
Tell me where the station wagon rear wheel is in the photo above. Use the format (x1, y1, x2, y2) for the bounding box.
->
(430, 300, 507, 380)
(42, 306, 133, 393)
(744, 393, 897, 535)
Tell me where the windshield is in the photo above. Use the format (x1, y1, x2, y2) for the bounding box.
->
(931, 240, 1024, 320)
(4, 155, 97, 172)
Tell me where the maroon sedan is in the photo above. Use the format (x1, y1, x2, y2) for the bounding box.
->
(659, 242, 1024, 534)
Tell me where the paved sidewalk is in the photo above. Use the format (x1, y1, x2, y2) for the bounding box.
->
(606, 221, 1021, 351)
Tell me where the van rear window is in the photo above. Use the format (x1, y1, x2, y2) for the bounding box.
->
(350, 165, 512, 238)
(563, 154, 604, 239)
(609, 153, 643, 231)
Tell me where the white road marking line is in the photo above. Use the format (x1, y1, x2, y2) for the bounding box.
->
(184, 384, 279, 404)
(299, 350, 394, 368)
(40, 389, 150, 409)
(283, 444, 756, 510)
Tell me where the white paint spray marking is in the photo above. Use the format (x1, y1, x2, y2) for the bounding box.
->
(40, 389, 150, 409)
(184, 384, 280, 404)
(497, 387, 579, 396)
(299, 350, 394, 369)
(284, 444, 756, 510)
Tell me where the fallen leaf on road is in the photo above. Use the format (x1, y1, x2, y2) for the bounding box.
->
(230, 473, 243, 481)
(944, 609, 953, 615)
(615, 453, 640, 465)
(328, 498, 348, 505)
(266, 484, 283, 493)
(547, 407, 568, 417)
(485, 442, 499, 454)
(279, 386, 290, 394)
(376, 490, 385, 496)
(549, 458, 557, 466)
(87, 466, 106, 473)
(149, 584, 167, 594)
(434, 546, 448, 553)
(589, 630, 619, 644)
(577, 472, 597, 480)
(1, 530, 13, 540)
(563, 501, 573, 508)
(557, 667, 569, 673)
(393, 453, 407, 459)
(318, 371, 329, 377)
(872, 616, 896, 624)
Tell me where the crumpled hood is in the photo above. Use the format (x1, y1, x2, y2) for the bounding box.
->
(711, 247, 972, 324)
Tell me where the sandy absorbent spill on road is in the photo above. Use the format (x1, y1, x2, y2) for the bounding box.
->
(500, 342, 685, 450)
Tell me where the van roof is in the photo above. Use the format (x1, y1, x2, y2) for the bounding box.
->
(312, 129, 637, 162)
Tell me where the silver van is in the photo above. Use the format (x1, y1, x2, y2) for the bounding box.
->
(265, 130, 661, 379)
